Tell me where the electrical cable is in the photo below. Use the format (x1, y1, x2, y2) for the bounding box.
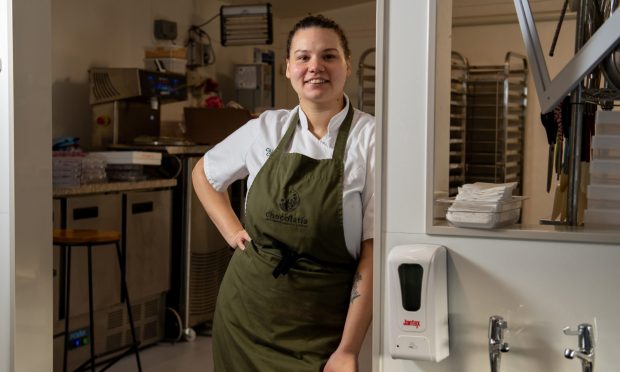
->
(164, 307, 183, 342)
(196, 13, 219, 28)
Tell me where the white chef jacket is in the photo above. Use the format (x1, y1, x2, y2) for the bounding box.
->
(203, 97, 375, 259)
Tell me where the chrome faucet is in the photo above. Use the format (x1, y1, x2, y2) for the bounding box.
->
(563, 323, 595, 372)
(489, 315, 510, 372)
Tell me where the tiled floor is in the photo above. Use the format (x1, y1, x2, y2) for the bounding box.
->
(114, 335, 214, 372)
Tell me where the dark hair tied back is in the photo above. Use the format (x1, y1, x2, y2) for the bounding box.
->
(286, 14, 351, 59)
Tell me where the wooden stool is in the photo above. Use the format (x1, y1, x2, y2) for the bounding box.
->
(54, 229, 142, 372)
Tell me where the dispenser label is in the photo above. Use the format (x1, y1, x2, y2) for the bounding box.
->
(403, 319, 421, 328)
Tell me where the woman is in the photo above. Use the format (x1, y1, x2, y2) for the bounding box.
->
(192, 14, 375, 372)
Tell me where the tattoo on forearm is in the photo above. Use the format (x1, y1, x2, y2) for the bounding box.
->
(350, 272, 361, 303)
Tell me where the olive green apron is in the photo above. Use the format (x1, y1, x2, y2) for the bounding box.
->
(212, 104, 357, 372)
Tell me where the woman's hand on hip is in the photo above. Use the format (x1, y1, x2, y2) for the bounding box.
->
(227, 229, 251, 250)
(323, 350, 358, 372)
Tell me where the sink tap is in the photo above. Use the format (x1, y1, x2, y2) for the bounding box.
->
(563, 323, 594, 372)
(489, 315, 510, 372)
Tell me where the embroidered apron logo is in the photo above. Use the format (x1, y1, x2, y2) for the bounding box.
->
(264, 190, 307, 226)
(278, 190, 300, 212)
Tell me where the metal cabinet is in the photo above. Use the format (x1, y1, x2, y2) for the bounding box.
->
(53, 189, 171, 371)
(62, 194, 123, 321)
(125, 190, 171, 298)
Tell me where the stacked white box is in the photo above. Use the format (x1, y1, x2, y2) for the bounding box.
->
(585, 111, 620, 226)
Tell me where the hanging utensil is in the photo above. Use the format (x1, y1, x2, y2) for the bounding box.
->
(540, 111, 558, 192)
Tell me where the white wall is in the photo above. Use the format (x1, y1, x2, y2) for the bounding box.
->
(52, 0, 194, 149)
(13, 0, 53, 370)
(379, 1, 620, 371)
(0, 0, 13, 370)
(52, 0, 377, 149)
(192, 1, 376, 110)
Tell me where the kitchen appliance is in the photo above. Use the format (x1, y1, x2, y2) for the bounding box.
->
(234, 63, 273, 113)
(109, 143, 243, 341)
(89, 68, 187, 149)
(388, 244, 449, 362)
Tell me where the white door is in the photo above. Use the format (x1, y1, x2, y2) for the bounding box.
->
(0, 0, 14, 369)
(2, 0, 54, 370)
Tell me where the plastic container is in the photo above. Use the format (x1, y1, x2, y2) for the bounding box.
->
(587, 184, 620, 201)
(90, 151, 162, 165)
(446, 208, 521, 229)
(595, 111, 620, 124)
(591, 135, 620, 159)
(589, 159, 620, 183)
(584, 208, 620, 226)
(587, 199, 620, 210)
(144, 46, 187, 59)
(448, 197, 522, 213)
(442, 196, 523, 228)
(144, 57, 187, 74)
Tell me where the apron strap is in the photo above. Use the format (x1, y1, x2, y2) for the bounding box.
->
(332, 104, 354, 162)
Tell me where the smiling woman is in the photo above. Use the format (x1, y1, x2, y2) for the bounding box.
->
(192, 13, 376, 372)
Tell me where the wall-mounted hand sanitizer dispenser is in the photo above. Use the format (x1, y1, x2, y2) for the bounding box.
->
(388, 244, 449, 362)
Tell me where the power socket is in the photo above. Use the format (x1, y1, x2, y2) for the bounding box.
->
(154, 20, 177, 40)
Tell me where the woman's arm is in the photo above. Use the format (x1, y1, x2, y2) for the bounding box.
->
(324, 238, 373, 372)
(191, 157, 250, 250)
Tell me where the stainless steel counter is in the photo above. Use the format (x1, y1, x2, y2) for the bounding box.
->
(108, 143, 209, 155)
(53, 179, 177, 197)
(430, 219, 620, 245)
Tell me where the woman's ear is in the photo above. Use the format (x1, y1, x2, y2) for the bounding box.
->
(285, 59, 291, 79)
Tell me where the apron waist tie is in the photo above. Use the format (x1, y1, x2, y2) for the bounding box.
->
(272, 248, 299, 278)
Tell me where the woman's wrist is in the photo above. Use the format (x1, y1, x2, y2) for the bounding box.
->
(226, 229, 251, 250)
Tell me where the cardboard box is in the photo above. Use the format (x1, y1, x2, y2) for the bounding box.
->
(184, 107, 253, 145)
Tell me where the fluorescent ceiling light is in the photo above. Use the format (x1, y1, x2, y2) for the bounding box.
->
(220, 4, 273, 46)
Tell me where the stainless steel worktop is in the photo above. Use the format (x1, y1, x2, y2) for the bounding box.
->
(109, 143, 210, 156)
(53, 179, 177, 197)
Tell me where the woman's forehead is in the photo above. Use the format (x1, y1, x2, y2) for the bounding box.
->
(290, 27, 342, 50)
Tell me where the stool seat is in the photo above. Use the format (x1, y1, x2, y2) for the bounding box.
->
(53, 229, 121, 245)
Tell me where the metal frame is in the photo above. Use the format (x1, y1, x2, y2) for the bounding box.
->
(357, 47, 376, 115)
(513, 0, 620, 113)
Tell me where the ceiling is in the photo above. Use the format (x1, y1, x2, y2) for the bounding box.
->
(225, 0, 564, 19)
(226, 0, 375, 18)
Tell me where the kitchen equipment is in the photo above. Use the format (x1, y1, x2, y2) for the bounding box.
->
(357, 48, 376, 115)
(465, 53, 527, 197)
(448, 52, 468, 196)
(601, 0, 620, 89)
(89, 68, 187, 150)
(388, 244, 449, 362)
(234, 63, 273, 113)
(109, 143, 242, 341)
(540, 111, 558, 192)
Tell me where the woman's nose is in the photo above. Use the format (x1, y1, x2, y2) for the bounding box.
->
(308, 58, 324, 72)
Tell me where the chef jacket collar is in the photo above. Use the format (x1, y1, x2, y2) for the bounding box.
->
(297, 95, 351, 145)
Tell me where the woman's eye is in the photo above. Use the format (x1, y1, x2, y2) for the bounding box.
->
(323, 54, 337, 61)
(297, 55, 309, 61)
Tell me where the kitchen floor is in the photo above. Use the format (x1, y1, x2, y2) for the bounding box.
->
(114, 335, 214, 372)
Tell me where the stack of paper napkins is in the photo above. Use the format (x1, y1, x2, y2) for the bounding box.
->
(447, 182, 521, 228)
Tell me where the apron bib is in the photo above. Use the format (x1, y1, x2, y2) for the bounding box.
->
(213, 105, 357, 372)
